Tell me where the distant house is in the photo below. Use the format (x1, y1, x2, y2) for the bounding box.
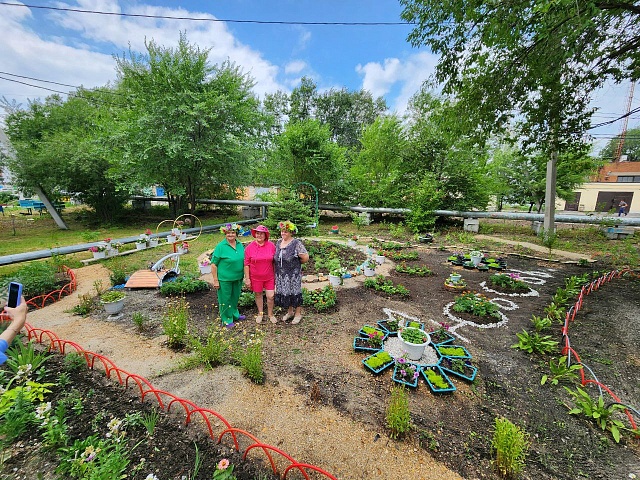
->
(561, 160, 639, 213)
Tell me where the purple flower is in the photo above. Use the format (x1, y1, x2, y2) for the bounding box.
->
(413, 371, 420, 379)
(397, 357, 406, 364)
(400, 369, 406, 377)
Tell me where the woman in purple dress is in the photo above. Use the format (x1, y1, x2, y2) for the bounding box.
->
(274, 221, 309, 324)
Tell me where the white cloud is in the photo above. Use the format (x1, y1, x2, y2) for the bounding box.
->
(285, 61, 307, 75)
(356, 52, 438, 114)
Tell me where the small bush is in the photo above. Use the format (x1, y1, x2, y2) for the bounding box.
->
(302, 285, 337, 311)
(159, 275, 210, 296)
(8, 262, 58, 298)
(491, 417, 530, 478)
(162, 297, 190, 349)
(386, 385, 411, 439)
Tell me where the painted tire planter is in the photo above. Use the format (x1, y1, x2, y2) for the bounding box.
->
(398, 327, 430, 361)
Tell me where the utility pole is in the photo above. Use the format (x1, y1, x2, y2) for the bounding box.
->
(543, 150, 557, 241)
(614, 82, 635, 161)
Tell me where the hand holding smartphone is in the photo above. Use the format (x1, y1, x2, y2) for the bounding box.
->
(7, 282, 23, 308)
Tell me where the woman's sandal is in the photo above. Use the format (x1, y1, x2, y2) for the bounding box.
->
(269, 316, 278, 324)
(282, 312, 294, 322)
(291, 315, 302, 325)
(255, 313, 264, 324)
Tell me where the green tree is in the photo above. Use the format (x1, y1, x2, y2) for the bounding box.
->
(114, 33, 267, 214)
(2, 91, 128, 221)
(267, 119, 347, 203)
(599, 125, 640, 162)
(400, 0, 638, 153)
(349, 115, 407, 207)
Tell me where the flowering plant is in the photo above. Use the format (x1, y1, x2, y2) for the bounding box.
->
(365, 258, 377, 270)
(366, 330, 384, 348)
(88, 244, 107, 253)
(212, 458, 235, 479)
(351, 234, 359, 241)
(399, 326, 429, 344)
(470, 250, 483, 258)
(394, 355, 420, 382)
(278, 220, 297, 233)
(145, 228, 152, 235)
(104, 237, 112, 244)
(180, 242, 189, 250)
(200, 258, 211, 267)
(220, 223, 240, 234)
(110, 241, 123, 250)
(136, 234, 149, 244)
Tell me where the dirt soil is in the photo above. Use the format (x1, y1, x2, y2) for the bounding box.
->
(3, 238, 640, 480)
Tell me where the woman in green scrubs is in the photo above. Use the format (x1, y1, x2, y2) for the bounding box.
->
(211, 223, 246, 328)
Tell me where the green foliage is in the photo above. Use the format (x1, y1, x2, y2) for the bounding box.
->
(6, 340, 51, 379)
(70, 292, 95, 316)
(302, 285, 337, 311)
(530, 315, 552, 333)
(399, 327, 428, 344)
(7, 261, 58, 298)
(232, 331, 265, 384)
(115, 33, 266, 215)
(452, 292, 501, 319)
(109, 268, 127, 286)
(0, 391, 36, 446)
(386, 385, 411, 439)
(162, 297, 190, 349)
(131, 312, 149, 332)
(489, 273, 529, 292)
(364, 351, 393, 369)
(99, 290, 125, 303)
(395, 263, 433, 276)
(159, 275, 210, 296)
(238, 291, 256, 308)
(140, 410, 160, 436)
(511, 330, 558, 355)
(540, 356, 583, 386)
(491, 417, 530, 478)
(424, 367, 450, 389)
(63, 353, 87, 373)
(56, 434, 130, 479)
(436, 346, 466, 357)
(363, 275, 410, 297)
(263, 191, 315, 236)
(186, 323, 232, 369)
(565, 387, 628, 443)
(383, 251, 419, 261)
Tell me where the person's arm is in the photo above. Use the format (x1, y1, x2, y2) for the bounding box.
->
(211, 263, 220, 290)
(244, 265, 251, 287)
(296, 240, 310, 264)
(1, 297, 27, 345)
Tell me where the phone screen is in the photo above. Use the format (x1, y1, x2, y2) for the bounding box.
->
(7, 283, 22, 308)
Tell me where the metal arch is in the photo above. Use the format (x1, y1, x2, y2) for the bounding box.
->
(173, 213, 203, 242)
(292, 182, 319, 231)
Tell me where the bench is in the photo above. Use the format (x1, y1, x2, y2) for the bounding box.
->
(18, 199, 34, 214)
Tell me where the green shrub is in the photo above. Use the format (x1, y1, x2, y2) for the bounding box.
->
(302, 285, 337, 311)
(7, 262, 58, 298)
(159, 275, 210, 296)
(238, 291, 256, 308)
(100, 290, 125, 303)
(233, 332, 265, 384)
(263, 192, 314, 236)
(491, 417, 530, 478)
(452, 292, 501, 319)
(162, 297, 190, 349)
(109, 268, 127, 286)
(386, 385, 411, 439)
(511, 330, 558, 354)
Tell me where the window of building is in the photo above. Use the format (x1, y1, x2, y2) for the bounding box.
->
(617, 176, 640, 182)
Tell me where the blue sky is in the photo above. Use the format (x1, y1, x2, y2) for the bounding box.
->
(0, 0, 636, 154)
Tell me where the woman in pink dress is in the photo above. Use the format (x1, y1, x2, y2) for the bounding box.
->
(243, 225, 277, 324)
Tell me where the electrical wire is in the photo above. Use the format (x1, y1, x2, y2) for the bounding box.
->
(0, 2, 413, 26)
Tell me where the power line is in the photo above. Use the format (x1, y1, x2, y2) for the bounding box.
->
(0, 2, 412, 26)
(0, 71, 124, 97)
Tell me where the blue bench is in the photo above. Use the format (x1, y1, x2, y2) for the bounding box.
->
(18, 199, 47, 215)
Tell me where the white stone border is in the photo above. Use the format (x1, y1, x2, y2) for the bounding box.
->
(479, 281, 540, 298)
(489, 298, 519, 311)
(442, 302, 510, 343)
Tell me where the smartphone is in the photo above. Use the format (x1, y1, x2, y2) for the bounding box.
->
(7, 282, 22, 308)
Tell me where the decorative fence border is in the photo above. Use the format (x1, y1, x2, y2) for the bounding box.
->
(25, 266, 77, 309)
(562, 268, 639, 431)
(0, 272, 337, 480)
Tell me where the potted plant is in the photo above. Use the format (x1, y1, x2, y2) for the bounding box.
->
(439, 357, 477, 382)
(392, 355, 421, 388)
(328, 266, 346, 286)
(353, 326, 386, 352)
(199, 258, 212, 275)
(363, 258, 377, 277)
(330, 225, 339, 235)
(375, 253, 385, 264)
(144, 229, 158, 247)
(178, 241, 189, 254)
(100, 290, 125, 315)
(167, 228, 179, 244)
(422, 365, 456, 393)
(429, 322, 455, 345)
(362, 351, 394, 374)
(469, 250, 484, 266)
(88, 244, 108, 259)
(398, 326, 430, 361)
(176, 221, 187, 240)
(347, 235, 358, 247)
(107, 241, 123, 257)
(135, 234, 149, 250)
(377, 315, 400, 336)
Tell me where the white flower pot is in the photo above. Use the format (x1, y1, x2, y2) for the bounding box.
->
(149, 238, 159, 247)
(107, 248, 118, 257)
(199, 265, 212, 275)
(177, 247, 188, 254)
(179, 232, 187, 240)
(328, 274, 342, 287)
(399, 329, 430, 361)
(470, 255, 482, 266)
(449, 273, 462, 284)
(92, 251, 106, 260)
(364, 266, 376, 277)
(135, 243, 146, 250)
(167, 235, 176, 244)
(102, 298, 124, 315)
(375, 255, 385, 264)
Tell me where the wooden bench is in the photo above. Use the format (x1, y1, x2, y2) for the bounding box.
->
(18, 199, 34, 214)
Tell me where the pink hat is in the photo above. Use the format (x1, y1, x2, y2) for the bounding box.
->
(251, 225, 270, 240)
